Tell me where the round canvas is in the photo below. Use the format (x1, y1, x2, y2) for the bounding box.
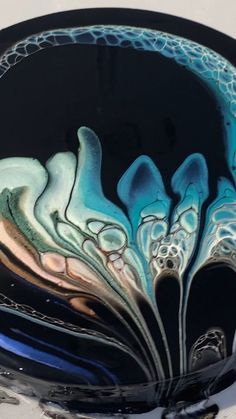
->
(0, 7, 235, 418)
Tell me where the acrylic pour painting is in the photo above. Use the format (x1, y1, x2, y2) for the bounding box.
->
(0, 7, 235, 418)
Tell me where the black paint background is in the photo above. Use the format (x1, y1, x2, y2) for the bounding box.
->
(0, 8, 235, 383)
(0, 8, 235, 206)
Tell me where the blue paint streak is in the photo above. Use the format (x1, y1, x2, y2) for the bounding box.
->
(0, 332, 98, 384)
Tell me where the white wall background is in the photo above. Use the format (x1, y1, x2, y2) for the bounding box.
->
(0, 0, 235, 418)
(0, 0, 235, 38)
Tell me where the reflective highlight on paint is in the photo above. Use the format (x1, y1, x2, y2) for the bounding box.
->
(0, 24, 235, 412)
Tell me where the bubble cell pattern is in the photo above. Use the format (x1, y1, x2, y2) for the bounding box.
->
(0, 24, 235, 412)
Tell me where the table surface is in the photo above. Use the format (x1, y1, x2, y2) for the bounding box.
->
(0, 381, 235, 418)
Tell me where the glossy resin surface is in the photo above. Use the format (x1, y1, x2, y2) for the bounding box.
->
(0, 8, 235, 416)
